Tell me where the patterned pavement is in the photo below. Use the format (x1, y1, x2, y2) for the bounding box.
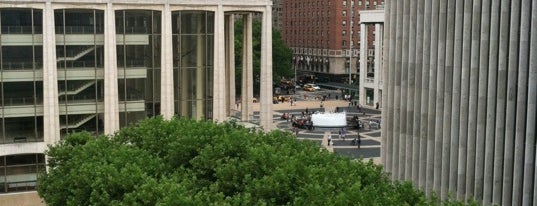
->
(267, 98, 383, 164)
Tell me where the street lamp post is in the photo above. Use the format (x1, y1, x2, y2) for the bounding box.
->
(294, 57, 297, 83)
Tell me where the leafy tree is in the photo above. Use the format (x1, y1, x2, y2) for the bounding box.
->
(234, 19, 293, 95)
(39, 117, 467, 205)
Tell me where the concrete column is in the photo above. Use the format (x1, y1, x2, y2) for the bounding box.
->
(502, 0, 521, 204)
(373, 24, 382, 107)
(440, 0, 456, 199)
(523, 2, 537, 205)
(241, 14, 253, 121)
(260, 5, 273, 130)
(474, 0, 491, 201)
(449, 0, 464, 195)
(381, 0, 391, 168)
(426, 0, 439, 196)
(512, 0, 532, 204)
(392, 0, 403, 180)
(196, 18, 206, 120)
(104, 3, 119, 134)
(465, 0, 482, 198)
(213, 5, 226, 121)
(399, 0, 410, 181)
(456, 0, 474, 199)
(492, 0, 511, 202)
(43, 2, 60, 146)
(385, 0, 398, 174)
(433, 0, 447, 194)
(160, 4, 174, 119)
(412, 0, 425, 185)
(225, 15, 236, 116)
(482, 0, 501, 204)
(359, 23, 367, 107)
(418, 0, 432, 189)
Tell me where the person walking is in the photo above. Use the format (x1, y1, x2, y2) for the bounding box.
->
(357, 137, 361, 149)
(327, 133, 332, 146)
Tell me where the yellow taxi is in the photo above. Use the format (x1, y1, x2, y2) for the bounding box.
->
(303, 85, 315, 92)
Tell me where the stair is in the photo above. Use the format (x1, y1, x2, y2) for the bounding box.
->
(57, 46, 97, 62)
(60, 114, 96, 130)
(58, 81, 95, 96)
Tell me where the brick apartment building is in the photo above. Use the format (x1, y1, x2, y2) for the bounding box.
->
(282, 0, 384, 87)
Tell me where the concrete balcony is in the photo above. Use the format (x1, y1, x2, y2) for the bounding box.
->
(0, 100, 144, 118)
(0, 67, 147, 82)
(0, 142, 47, 157)
(0, 34, 149, 46)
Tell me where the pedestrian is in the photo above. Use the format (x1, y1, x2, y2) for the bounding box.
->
(342, 128, 346, 141)
(306, 107, 309, 114)
(338, 130, 342, 139)
(327, 133, 332, 146)
(357, 137, 361, 148)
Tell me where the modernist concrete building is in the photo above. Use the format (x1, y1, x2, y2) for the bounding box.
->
(382, 0, 537, 205)
(282, 0, 384, 99)
(358, 9, 383, 107)
(0, 0, 273, 195)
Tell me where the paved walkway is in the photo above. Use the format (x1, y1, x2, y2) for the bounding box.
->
(247, 99, 383, 164)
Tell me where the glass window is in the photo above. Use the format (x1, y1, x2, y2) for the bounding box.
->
(172, 11, 214, 120)
(0, 154, 45, 193)
(55, 9, 105, 137)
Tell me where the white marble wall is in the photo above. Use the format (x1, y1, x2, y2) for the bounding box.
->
(383, 0, 537, 205)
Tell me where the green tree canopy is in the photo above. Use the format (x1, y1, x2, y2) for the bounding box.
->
(39, 117, 454, 205)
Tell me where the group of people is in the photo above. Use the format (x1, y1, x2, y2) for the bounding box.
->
(291, 109, 315, 131)
(325, 130, 361, 148)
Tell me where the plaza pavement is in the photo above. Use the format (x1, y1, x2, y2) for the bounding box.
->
(248, 99, 383, 165)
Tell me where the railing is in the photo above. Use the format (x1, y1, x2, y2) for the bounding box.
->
(55, 26, 104, 34)
(1, 135, 43, 144)
(116, 27, 152, 34)
(1, 164, 45, 193)
(1, 26, 42, 34)
(2, 62, 43, 70)
(118, 93, 144, 101)
(57, 61, 103, 68)
(58, 95, 103, 103)
(117, 60, 147, 68)
(2, 97, 43, 106)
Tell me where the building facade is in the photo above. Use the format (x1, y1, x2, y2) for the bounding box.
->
(0, 0, 273, 195)
(382, 0, 537, 205)
(281, 0, 383, 100)
(272, 0, 282, 30)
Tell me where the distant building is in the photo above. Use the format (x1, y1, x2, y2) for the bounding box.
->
(282, 0, 384, 99)
(272, 0, 283, 30)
